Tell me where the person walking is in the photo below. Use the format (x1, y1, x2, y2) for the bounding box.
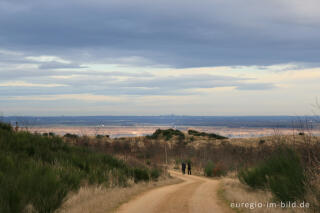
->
(187, 161, 191, 175)
(181, 161, 186, 174)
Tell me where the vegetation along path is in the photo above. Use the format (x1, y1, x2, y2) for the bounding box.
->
(116, 170, 231, 213)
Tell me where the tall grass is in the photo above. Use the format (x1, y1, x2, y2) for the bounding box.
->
(0, 123, 156, 213)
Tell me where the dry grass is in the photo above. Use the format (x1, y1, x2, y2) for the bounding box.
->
(219, 174, 310, 213)
(56, 177, 181, 213)
(305, 172, 320, 211)
(226, 135, 320, 147)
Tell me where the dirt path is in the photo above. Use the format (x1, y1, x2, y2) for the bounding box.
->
(116, 170, 231, 213)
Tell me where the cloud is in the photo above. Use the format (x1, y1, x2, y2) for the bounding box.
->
(0, 94, 125, 102)
(235, 83, 276, 91)
(0, 81, 66, 87)
(0, 0, 320, 67)
(0, 1, 319, 115)
(0, 71, 275, 98)
(38, 62, 86, 69)
(25, 55, 70, 63)
(113, 74, 250, 89)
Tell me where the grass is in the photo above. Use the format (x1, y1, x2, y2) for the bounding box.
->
(220, 176, 308, 213)
(57, 176, 181, 213)
(217, 181, 244, 213)
(0, 122, 160, 213)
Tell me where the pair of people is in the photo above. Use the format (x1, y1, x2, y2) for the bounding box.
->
(181, 161, 191, 175)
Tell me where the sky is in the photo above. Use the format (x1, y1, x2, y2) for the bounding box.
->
(1, 0, 320, 116)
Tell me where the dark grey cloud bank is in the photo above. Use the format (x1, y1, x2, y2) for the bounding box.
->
(1, 0, 320, 67)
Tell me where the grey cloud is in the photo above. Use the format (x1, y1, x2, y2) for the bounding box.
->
(0, 69, 153, 80)
(0, 49, 154, 80)
(38, 62, 87, 70)
(0, 70, 57, 80)
(114, 75, 249, 89)
(235, 83, 276, 91)
(1, 0, 320, 67)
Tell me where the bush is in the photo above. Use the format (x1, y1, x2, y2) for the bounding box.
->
(48, 132, 55, 137)
(239, 147, 305, 201)
(212, 162, 226, 177)
(0, 156, 69, 213)
(133, 168, 149, 183)
(63, 133, 79, 139)
(0, 122, 12, 131)
(0, 122, 138, 212)
(259, 139, 266, 145)
(96, 134, 109, 139)
(188, 129, 228, 139)
(204, 161, 214, 177)
(150, 168, 161, 180)
(204, 161, 225, 177)
(147, 129, 185, 141)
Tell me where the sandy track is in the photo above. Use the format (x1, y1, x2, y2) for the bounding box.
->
(116, 170, 230, 213)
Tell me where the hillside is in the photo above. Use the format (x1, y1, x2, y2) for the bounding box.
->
(0, 122, 159, 213)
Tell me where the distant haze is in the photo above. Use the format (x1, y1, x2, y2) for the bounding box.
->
(3, 116, 319, 129)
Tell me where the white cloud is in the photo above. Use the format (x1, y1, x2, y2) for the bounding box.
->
(25, 55, 70, 64)
(0, 94, 125, 102)
(0, 81, 66, 87)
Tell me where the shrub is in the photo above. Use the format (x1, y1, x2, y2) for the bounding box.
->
(96, 134, 109, 139)
(239, 147, 305, 201)
(0, 122, 137, 212)
(204, 161, 225, 177)
(63, 133, 79, 139)
(48, 132, 55, 137)
(204, 161, 214, 177)
(188, 129, 228, 139)
(147, 129, 185, 141)
(259, 139, 266, 145)
(0, 156, 69, 213)
(150, 168, 161, 180)
(212, 162, 226, 177)
(0, 122, 12, 131)
(133, 168, 149, 183)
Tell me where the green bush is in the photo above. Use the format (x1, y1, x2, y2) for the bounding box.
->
(204, 161, 214, 177)
(150, 168, 161, 180)
(63, 133, 79, 139)
(0, 122, 12, 131)
(95, 134, 109, 139)
(238, 147, 305, 201)
(0, 155, 69, 213)
(204, 161, 225, 177)
(133, 168, 149, 183)
(188, 129, 228, 139)
(147, 129, 185, 140)
(0, 122, 142, 213)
